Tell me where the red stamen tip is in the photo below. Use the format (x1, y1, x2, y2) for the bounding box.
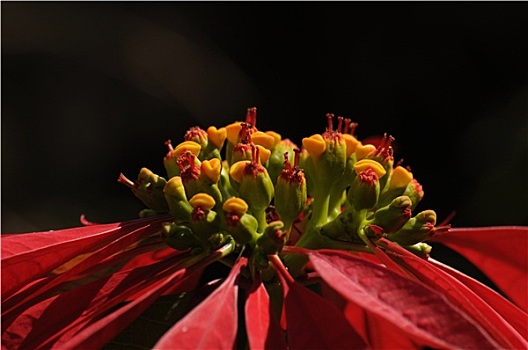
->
(245, 107, 257, 127)
(337, 116, 344, 133)
(326, 113, 335, 132)
(293, 148, 301, 168)
(118, 173, 135, 189)
(165, 140, 174, 152)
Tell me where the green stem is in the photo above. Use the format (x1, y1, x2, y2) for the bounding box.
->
(308, 186, 331, 229)
(254, 209, 268, 233)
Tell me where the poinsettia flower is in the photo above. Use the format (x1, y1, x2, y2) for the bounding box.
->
(2, 108, 527, 349)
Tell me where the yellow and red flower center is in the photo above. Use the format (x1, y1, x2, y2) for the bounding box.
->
(177, 151, 201, 182)
(278, 148, 305, 184)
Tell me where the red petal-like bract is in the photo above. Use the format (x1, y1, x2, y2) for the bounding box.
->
(271, 255, 369, 349)
(379, 238, 527, 349)
(1, 216, 170, 299)
(245, 278, 287, 350)
(429, 258, 528, 340)
(285, 282, 369, 349)
(2, 246, 202, 349)
(152, 258, 246, 349)
(429, 226, 528, 312)
(308, 250, 501, 349)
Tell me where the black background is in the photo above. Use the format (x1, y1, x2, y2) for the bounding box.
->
(2, 2, 527, 235)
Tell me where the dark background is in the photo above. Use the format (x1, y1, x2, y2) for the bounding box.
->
(2, 2, 527, 235)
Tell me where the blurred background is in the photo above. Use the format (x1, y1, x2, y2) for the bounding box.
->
(2, 2, 527, 236)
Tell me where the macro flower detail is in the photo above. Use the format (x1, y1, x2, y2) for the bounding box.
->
(1, 107, 527, 349)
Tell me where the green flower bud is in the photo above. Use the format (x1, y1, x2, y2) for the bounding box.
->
(405, 242, 433, 258)
(177, 158, 224, 212)
(368, 195, 412, 233)
(162, 223, 203, 251)
(222, 197, 259, 244)
(403, 178, 425, 211)
(386, 210, 438, 246)
(188, 193, 220, 241)
(184, 126, 208, 149)
(266, 136, 297, 186)
(163, 176, 193, 224)
(348, 159, 387, 211)
(348, 159, 386, 210)
(302, 114, 347, 191)
(118, 168, 168, 213)
(257, 221, 287, 255)
(378, 166, 414, 208)
(274, 149, 307, 230)
(229, 146, 274, 231)
(163, 141, 201, 179)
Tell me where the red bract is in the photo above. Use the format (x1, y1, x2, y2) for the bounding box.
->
(429, 226, 528, 312)
(2, 219, 527, 349)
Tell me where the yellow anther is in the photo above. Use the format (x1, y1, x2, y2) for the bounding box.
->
(207, 126, 227, 149)
(389, 166, 413, 191)
(174, 141, 201, 158)
(189, 193, 215, 210)
(355, 143, 376, 160)
(265, 131, 282, 148)
(201, 158, 222, 183)
(164, 176, 186, 198)
(342, 134, 360, 158)
(229, 160, 249, 183)
(225, 122, 243, 145)
(251, 131, 276, 150)
(302, 134, 326, 158)
(222, 197, 249, 216)
(256, 145, 271, 164)
(354, 159, 387, 178)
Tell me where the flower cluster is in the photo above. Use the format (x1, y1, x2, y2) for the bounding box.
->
(2, 107, 527, 349)
(120, 109, 446, 271)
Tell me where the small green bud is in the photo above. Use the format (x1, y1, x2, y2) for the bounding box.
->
(348, 167, 380, 211)
(403, 178, 425, 211)
(118, 168, 168, 213)
(223, 197, 259, 244)
(267, 137, 297, 186)
(163, 141, 201, 179)
(162, 223, 202, 251)
(138, 209, 158, 218)
(301, 114, 347, 191)
(378, 166, 414, 208)
(369, 196, 412, 233)
(386, 210, 437, 246)
(189, 193, 220, 241)
(229, 146, 274, 220)
(163, 176, 192, 224)
(274, 149, 307, 229)
(405, 242, 433, 258)
(257, 221, 287, 255)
